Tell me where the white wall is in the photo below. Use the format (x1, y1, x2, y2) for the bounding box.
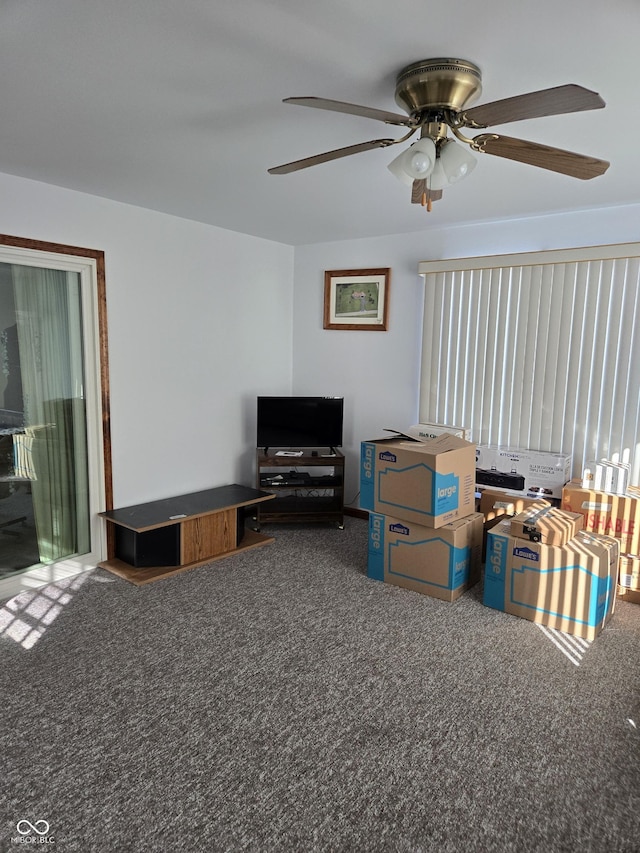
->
(0, 172, 294, 506)
(3, 167, 637, 513)
(293, 203, 640, 507)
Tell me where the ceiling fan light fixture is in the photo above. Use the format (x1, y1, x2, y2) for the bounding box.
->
(387, 149, 415, 187)
(271, 60, 610, 205)
(439, 139, 477, 184)
(404, 137, 436, 179)
(388, 137, 437, 186)
(426, 158, 448, 191)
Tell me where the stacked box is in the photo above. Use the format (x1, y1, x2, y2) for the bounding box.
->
(484, 518, 618, 640)
(561, 481, 640, 554)
(618, 553, 640, 603)
(367, 511, 483, 602)
(582, 460, 630, 495)
(478, 488, 550, 561)
(618, 554, 640, 591)
(362, 434, 479, 601)
(479, 489, 549, 524)
(361, 434, 476, 527)
(562, 480, 640, 602)
(476, 445, 572, 500)
(617, 587, 640, 605)
(404, 423, 470, 441)
(509, 502, 583, 546)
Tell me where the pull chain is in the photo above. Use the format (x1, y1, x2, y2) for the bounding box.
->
(421, 191, 433, 213)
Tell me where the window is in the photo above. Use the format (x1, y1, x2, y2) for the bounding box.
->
(418, 243, 640, 485)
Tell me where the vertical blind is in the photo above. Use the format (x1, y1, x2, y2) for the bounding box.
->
(418, 243, 640, 486)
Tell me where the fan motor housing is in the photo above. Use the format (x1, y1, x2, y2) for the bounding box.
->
(395, 58, 482, 116)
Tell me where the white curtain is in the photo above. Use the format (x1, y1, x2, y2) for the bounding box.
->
(12, 265, 90, 562)
(418, 243, 640, 486)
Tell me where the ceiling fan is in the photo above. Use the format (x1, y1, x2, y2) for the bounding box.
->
(268, 58, 609, 211)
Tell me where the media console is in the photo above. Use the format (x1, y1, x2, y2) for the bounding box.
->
(256, 448, 344, 528)
(98, 484, 276, 586)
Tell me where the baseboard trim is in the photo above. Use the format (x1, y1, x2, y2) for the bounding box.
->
(344, 506, 368, 520)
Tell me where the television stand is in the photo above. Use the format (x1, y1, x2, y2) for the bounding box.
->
(98, 484, 276, 586)
(256, 448, 344, 528)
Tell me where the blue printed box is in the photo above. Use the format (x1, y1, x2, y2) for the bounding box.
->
(360, 434, 476, 528)
(484, 519, 618, 640)
(368, 511, 483, 602)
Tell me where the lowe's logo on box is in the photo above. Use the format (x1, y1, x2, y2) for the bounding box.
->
(514, 546, 539, 562)
(379, 450, 397, 463)
(389, 522, 410, 535)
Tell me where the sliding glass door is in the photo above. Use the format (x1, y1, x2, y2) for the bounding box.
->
(0, 241, 109, 599)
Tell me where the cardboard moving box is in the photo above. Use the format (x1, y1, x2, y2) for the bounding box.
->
(368, 511, 483, 602)
(617, 586, 640, 604)
(562, 481, 640, 554)
(479, 489, 551, 559)
(476, 445, 572, 500)
(618, 554, 640, 590)
(360, 434, 476, 528)
(479, 489, 550, 524)
(392, 423, 471, 441)
(582, 460, 630, 495)
(484, 519, 618, 640)
(509, 502, 583, 547)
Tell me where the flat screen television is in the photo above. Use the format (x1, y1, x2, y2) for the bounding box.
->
(257, 396, 344, 450)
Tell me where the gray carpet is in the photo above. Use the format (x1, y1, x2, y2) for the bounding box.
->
(1, 517, 639, 853)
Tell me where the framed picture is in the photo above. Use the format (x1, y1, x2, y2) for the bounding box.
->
(323, 268, 391, 331)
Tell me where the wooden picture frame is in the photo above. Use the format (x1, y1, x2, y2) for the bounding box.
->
(323, 268, 390, 331)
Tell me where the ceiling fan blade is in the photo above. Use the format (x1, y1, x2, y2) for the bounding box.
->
(268, 138, 395, 175)
(411, 180, 443, 205)
(284, 97, 414, 127)
(461, 84, 605, 128)
(474, 134, 610, 180)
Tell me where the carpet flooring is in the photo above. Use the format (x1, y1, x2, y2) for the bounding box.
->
(1, 517, 639, 852)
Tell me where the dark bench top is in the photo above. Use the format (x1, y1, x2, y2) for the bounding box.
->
(99, 484, 274, 532)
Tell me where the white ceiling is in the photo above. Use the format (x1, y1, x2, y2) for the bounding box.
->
(1, 0, 638, 246)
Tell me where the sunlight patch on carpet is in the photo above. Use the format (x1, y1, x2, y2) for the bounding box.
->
(0, 573, 89, 648)
(535, 623, 592, 666)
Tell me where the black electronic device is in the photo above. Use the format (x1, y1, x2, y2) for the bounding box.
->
(260, 471, 341, 488)
(257, 396, 343, 450)
(522, 524, 542, 543)
(475, 469, 526, 491)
